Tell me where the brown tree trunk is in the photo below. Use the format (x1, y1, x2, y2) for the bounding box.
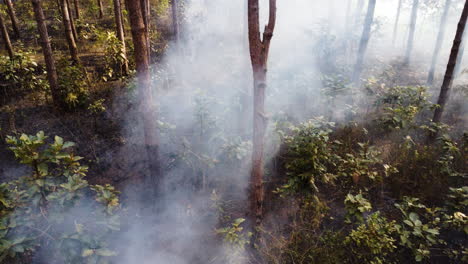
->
(113, 0, 128, 75)
(352, 0, 376, 85)
(247, 0, 276, 230)
(404, 0, 419, 65)
(126, 0, 160, 191)
(432, 1, 468, 126)
(392, 0, 402, 46)
(171, 0, 179, 43)
(67, 0, 78, 42)
(97, 0, 104, 18)
(31, 0, 62, 106)
(427, 0, 452, 85)
(0, 11, 14, 59)
(61, 0, 79, 63)
(73, 0, 80, 19)
(140, 0, 150, 61)
(4, 0, 20, 39)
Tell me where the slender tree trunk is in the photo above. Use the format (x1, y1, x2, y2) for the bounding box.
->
(4, 0, 19, 39)
(31, 0, 61, 106)
(247, 0, 276, 230)
(126, 0, 160, 191)
(97, 0, 104, 18)
(454, 32, 467, 77)
(67, 0, 78, 42)
(392, 0, 402, 46)
(73, 0, 80, 19)
(404, 0, 419, 65)
(0, 12, 14, 59)
(171, 0, 179, 43)
(61, 0, 79, 63)
(427, 0, 452, 85)
(113, 0, 128, 75)
(432, 1, 468, 126)
(352, 0, 376, 85)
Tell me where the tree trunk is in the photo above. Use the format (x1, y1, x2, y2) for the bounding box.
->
(352, 0, 376, 85)
(97, 0, 104, 18)
(0, 11, 14, 59)
(247, 0, 276, 230)
(454, 31, 466, 77)
(113, 0, 128, 75)
(126, 0, 160, 191)
(427, 0, 452, 85)
(171, 0, 179, 43)
(4, 0, 20, 39)
(61, 0, 79, 63)
(73, 0, 80, 19)
(67, 0, 78, 42)
(404, 0, 419, 65)
(432, 0, 468, 125)
(392, 0, 402, 46)
(31, 0, 61, 106)
(140, 0, 150, 61)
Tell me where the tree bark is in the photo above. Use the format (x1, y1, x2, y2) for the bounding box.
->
(114, 0, 128, 75)
(171, 0, 179, 43)
(0, 11, 14, 59)
(4, 0, 20, 39)
(404, 0, 419, 65)
(97, 0, 104, 18)
(392, 0, 402, 46)
(352, 0, 376, 85)
(67, 0, 78, 42)
(247, 0, 276, 230)
(61, 0, 79, 63)
(73, 0, 80, 19)
(140, 0, 150, 61)
(31, 0, 62, 106)
(427, 0, 452, 85)
(432, 0, 468, 125)
(126, 0, 160, 190)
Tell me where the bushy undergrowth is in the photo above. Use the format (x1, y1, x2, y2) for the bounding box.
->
(262, 84, 467, 263)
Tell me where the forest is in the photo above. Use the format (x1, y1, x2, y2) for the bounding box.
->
(0, 0, 466, 263)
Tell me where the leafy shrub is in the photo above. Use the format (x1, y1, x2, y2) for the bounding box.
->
(97, 31, 128, 81)
(344, 192, 372, 224)
(0, 52, 48, 101)
(345, 212, 398, 264)
(374, 86, 431, 130)
(1, 132, 120, 263)
(57, 58, 90, 109)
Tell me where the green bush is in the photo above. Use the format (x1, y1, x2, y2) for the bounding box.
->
(1, 132, 120, 263)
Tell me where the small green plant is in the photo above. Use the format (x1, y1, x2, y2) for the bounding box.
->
(216, 218, 252, 264)
(97, 31, 128, 81)
(344, 192, 372, 224)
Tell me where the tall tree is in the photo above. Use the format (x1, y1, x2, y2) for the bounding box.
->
(432, 0, 468, 125)
(392, 0, 403, 46)
(126, 0, 160, 189)
(171, 0, 179, 43)
(427, 0, 452, 85)
(404, 0, 419, 65)
(61, 0, 79, 63)
(247, 0, 276, 228)
(73, 0, 80, 19)
(3, 0, 20, 38)
(113, 0, 128, 75)
(31, 0, 61, 106)
(67, 0, 78, 42)
(352, 0, 376, 85)
(97, 0, 104, 18)
(0, 11, 14, 59)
